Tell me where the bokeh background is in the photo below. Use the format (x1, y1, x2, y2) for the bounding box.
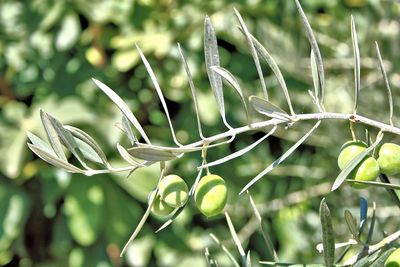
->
(1, 0, 400, 266)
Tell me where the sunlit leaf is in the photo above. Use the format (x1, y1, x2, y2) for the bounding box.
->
(249, 96, 291, 121)
(27, 131, 55, 156)
(40, 109, 67, 161)
(234, 8, 267, 99)
(28, 143, 84, 173)
(240, 121, 321, 194)
(121, 115, 138, 145)
(319, 198, 335, 267)
(127, 147, 181, 162)
(92, 78, 151, 144)
(136, 45, 182, 146)
(351, 16, 360, 113)
(225, 212, 247, 266)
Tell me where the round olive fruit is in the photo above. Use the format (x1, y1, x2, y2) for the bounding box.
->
(337, 140, 367, 170)
(194, 174, 227, 218)
(159, 175, 188, 208)
(385, 248, 400, 267)
(148, 190, 174, 218)
(377, 143, 400, 175)
(348, 157, 380, 189)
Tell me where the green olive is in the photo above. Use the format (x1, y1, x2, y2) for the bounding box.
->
(377, 143, 400, 175)
(349, 157, 380, 189)
(159, 175, 188, 208)
(194, 174, 227, 218)
(148, 190, 174, 218)
(337, 140, 367, 170)
(385, 248, 400, 267)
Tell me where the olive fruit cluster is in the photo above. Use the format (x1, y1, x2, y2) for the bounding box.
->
(149, 173, 228, 219)
(149, 175, 188, 218)
(338, 141, 400, 188)
(385, 248, 400, 267)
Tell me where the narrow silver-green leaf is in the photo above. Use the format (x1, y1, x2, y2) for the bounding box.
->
(248, 192, 279, 262)
(351, 15, 360, 113)
(28, 143, 84, 173)
(121, 115, 138, 145)
(249, 96, 291, 121)
(177, 43, 205, 139)
(47, 114, 88, 168)
(40, 110, 67, 161)
(204, 15, 225, 121)
(375, 42, 393, 126)
(320, 198, 335, 267)
(370, 248, 397, 267)
(234, 8, 267, 100)
(120, 168, 165, 256)
(310, 49, 321, 110)
(117, 143, 143, 166)
(295, 0, 324, 105)
(344, 210, 360, 242)
(239, 121, 321, 194)
(199, 126, 276, 169)
(249, 33, 294, 115)
(332, 132, 383, 191)
(225, 212, 247, 266)
(211, 66, 249, 122)
(74, 138, 103, 164)
(379, 173, 400, 209)
(246, 250, 252, 267)
(92, 78, 151, 144)
(347, 179, 400, 190)
(209, 233, 240, 267)
(27, 131, 55, 156)
(64, 125, 109, 166)
(128, 147, 181, 162)
(136, 45, 182, 147)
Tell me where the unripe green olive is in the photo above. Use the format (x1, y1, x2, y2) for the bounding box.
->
(385, 248, 400, 267)
(337, 140, 367, 170)
(349, 157, 380, 189)
(377, 143, 400, 175)
(159, 175, 188, 208)
(194, 174, 227, 218)
(148, 190, 174, 218)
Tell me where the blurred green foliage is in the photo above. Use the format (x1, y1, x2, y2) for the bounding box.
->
(1, 0, 400, 266)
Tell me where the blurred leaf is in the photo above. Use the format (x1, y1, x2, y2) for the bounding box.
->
(344, 210, 359, 242)
(121, 115, 138, 145)
(225, 212, 247, 266)
(64, 176, 105, 246)
(319, 198, 334, 267)
(369, 247, 396, 267)
(351, 15, 360, 113)
(56, 13, 80, 51)
(128, 147, 180, 162)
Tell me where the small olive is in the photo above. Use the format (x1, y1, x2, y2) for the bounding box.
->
(337, 140, 367, 170)
(385, 248, 400, 267)
(194, 174, 227, 218)
(349, 157, 380, 189)
(159, 175, 188, 208)
(377, 143, 400, 175)
(148, 190, 174, 218)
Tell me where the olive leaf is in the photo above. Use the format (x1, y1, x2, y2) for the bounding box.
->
(209, 233, 240, 267)
(92, 78, 151, 144)
(249, 96, 291, 121)
(40, 109, 67, 161)
(116, 143, 144, 166)
(204, 15, 226, 126)
(27, 143, 84, 173)
(121, 115, 138, 145)
(128, 147, 181, 162)
(234, 8, 267, 100)
(369, 248, 397, 267)
(64, 125, 109, 166)
(210, 66, 249, 123)
(319, 198, 335, 267)
(199, 126, 276, 169)
(136, 45, 182, 147)
(27, 131, 56, 157)
(344, 210, 361, 243)
(351, 15, 360, 113)
(359, 197, 368, 231)
(366, 202, 376, 245)
(378, 173, 400, 209)
(177, 43, 205, 139)
(375, 42, 393, 126)
(240, 121, 321, 194)
(332, 132, 383, 191)
(225, 212, 247, 266)
(248, 33, 295, 115)
(295, 0, 324, 106)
